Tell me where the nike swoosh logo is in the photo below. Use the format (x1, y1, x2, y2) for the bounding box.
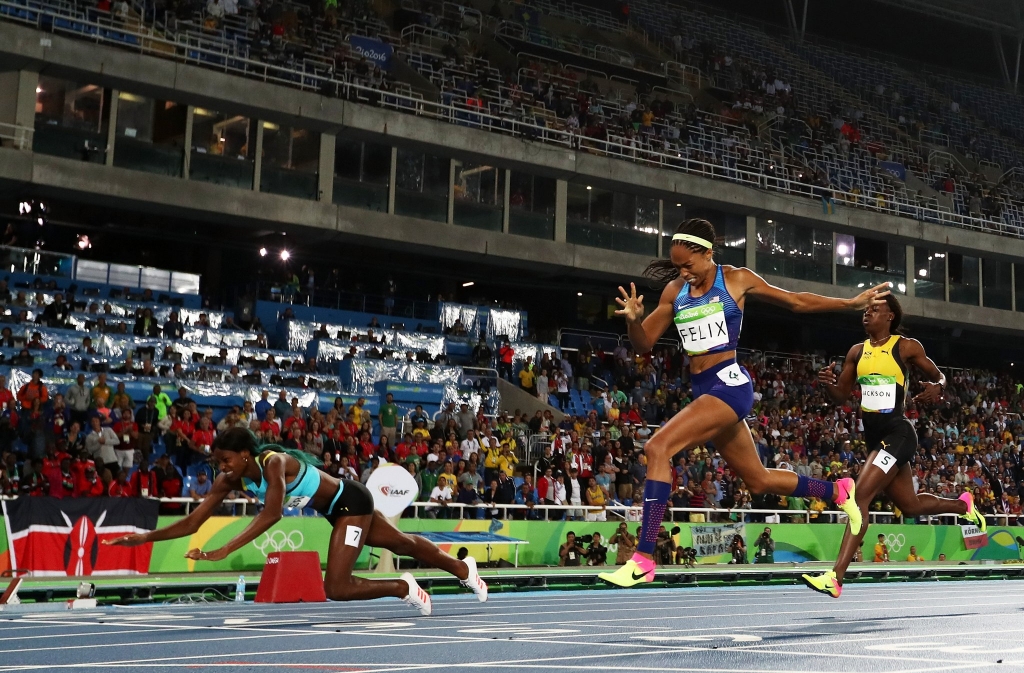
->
(645, 498, 657, 502)
(631, 569, 652, 581)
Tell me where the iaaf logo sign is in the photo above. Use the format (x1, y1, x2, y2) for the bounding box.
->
(379, 485, 411, 498)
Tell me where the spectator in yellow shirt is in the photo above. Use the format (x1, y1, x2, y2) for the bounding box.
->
(497, 442, 518, 477)
(518, 358, 536, 394)
(873, 534, 889, 562)
(906, 546, 924, 562)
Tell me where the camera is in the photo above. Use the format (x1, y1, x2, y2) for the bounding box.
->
(677, 547, 697, 568)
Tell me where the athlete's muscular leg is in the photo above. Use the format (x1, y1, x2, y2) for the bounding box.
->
(883, 463, 967, 518)
(832, 451, 901, 580)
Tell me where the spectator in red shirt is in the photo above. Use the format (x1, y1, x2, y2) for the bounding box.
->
(0, 375, 13, 409)
(70, 451, 96, 485)
(112, 409, 138, 473)
(51, 458, 75, 498)
(108, 469, 134, 497)
(259, 408, 282, 440)
(130, 460, 158, 498)
(190, 416, 216, 458)
(22, 459, 48, 496)
(75, 465, 105, 497)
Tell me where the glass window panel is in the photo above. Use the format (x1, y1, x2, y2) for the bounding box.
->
(982, 258, 1012, 311)
(454, 162, 504, 232)
(1017, 263, 1024, 312)
(394, 149, 448, 223)
(836, 235, 906, 294)
(189, 108, 256, 189)
(260, 123, 320, 199)
(333, 140, 389, 212)
(566, 184, 657, 256)
(508, 171, 555, 240)
(114, 93, 186, 177)
(913, 247, 946, 300)
(716, 212, 746, 269)
(33, 76, 108, 162)
(949, 253, 979, 306)
(755, 220, 831, 284)
(661, 201, 687, 253)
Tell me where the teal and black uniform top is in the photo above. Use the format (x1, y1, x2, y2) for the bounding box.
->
(242, 450, 332, 510)
(673, 265, 743, 355)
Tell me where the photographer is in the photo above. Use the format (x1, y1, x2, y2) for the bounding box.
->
(754, 527, 775, 564)
(584, 531, 608, 566)
(558, 531, 585, 567)
(608, 522, 638, 565)
(728, 533, 747, 564)
(655, 524, 676, 566)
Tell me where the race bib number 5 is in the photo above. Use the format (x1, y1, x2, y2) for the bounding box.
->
(675, 303, 729, 355)
(872, 448, 897, 474)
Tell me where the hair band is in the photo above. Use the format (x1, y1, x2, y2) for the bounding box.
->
(672, 233, 713, 249)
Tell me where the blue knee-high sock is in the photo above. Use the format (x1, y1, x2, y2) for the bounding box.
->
(793, 474, 835, 500)
(637, 479, 671, 555)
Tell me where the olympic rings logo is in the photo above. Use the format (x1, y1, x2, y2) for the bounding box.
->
(884, 533, 905, 553)
(252, 530, 304, 556)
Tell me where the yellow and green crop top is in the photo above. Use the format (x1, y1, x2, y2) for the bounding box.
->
(856, 335, 907, 417)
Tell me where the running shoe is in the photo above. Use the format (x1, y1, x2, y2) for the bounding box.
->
(598, 554, 655, 587)
(958, 492, 986, 533)
(401, 572, 432, 616)
(800, 570, 842, 599)
(835, 477, 863, 536)
(461, 556, 488, 602)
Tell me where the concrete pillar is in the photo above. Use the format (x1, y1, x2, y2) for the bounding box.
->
(502, 168, 511, 234)
(447, 158, 456, 225)
(745, 215, 756, 270)
(831, 231, 837, 285)
(318, 133, 335, 202)
(105, 89, 119, 167)
(387, 146, 397, 215)
(977, 257, 984, 307)
(1012, 262, 1017, 312)
(944, 254, 950, 303)
(905, 245, 915, 298)
(0, 71, 38, 149)
(182, 106, 194, 179)
(252, 121, 264, 191)
(656, 199, 664, 258)
(554, 179, 567, 243)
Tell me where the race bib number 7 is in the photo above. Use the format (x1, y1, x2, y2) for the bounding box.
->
(675, 303, 729, 355)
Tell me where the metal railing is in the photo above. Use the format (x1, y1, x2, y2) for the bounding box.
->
(0, 121, 33, 150)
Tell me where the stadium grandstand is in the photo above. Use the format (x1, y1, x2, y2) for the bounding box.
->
(1, 0, 1024, 670)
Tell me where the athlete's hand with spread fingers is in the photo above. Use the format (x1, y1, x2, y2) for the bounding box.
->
(103, 533, 149, 547)
(185, 547, 229, 562)
(615, 283, 645, 325)
(847, 282, 892, 311)
(817, 365, 837, 387)
(913, 381, 943, 405)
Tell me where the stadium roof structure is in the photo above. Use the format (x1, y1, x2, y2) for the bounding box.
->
(870, 0, 1024, 33)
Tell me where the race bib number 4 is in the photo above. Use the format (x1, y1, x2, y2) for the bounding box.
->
(872, 449, 897, 474)
(716, 363, 750, 387)
(859, 375, 897, 412)
(675, 303, 729, 355)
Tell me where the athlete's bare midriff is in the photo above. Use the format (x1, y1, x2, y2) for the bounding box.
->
(688, 349, 738, 375)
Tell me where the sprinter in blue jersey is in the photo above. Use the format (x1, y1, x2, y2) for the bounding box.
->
(106, 427, 487, 614)
(601, 218, 890, 587)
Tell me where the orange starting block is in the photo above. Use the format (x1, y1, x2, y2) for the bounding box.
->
(254, 552, 327, 603)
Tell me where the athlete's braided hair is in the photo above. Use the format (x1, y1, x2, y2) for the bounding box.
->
(642, 218, 716, 286)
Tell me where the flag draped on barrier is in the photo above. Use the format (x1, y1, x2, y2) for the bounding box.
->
(2, 497, 159, 576)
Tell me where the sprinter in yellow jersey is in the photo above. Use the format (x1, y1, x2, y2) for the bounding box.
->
(801, 294, 985, 599)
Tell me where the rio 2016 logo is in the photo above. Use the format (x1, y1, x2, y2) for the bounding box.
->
(252, 530, 304, 556)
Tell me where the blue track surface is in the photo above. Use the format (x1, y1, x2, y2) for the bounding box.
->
(2, 581, 1022, 671)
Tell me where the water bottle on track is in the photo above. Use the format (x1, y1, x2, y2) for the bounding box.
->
(235, 575, 246, 602)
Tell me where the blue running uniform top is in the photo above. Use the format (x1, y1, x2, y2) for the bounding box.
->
(242, 450, 326, 510)
(672, 265, 743, 356)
